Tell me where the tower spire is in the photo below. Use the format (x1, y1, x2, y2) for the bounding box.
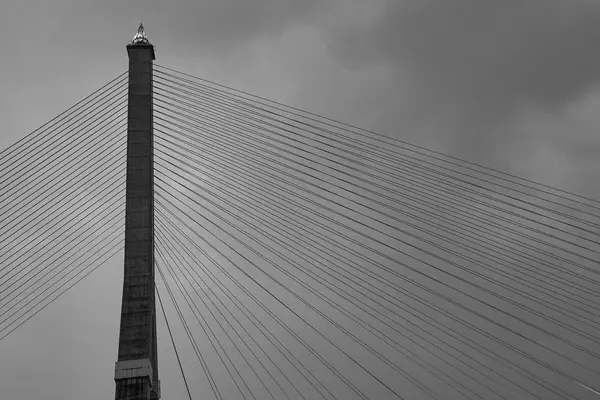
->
(132, 22, 151, 45)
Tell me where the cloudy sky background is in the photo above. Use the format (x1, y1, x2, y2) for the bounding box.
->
(1, 1, 600, 399)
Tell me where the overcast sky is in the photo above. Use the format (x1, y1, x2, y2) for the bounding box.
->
(1, 1, 600, 399)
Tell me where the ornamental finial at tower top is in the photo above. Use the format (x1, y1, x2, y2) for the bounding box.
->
(131, 22, 150, 45)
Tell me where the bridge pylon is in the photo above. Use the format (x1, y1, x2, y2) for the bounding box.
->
(113, 23, 160, 400)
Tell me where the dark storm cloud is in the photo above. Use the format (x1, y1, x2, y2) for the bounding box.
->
(327, 0, 600, 160)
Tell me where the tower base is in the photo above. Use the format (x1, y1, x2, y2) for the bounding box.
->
(114, 359, 160, 399)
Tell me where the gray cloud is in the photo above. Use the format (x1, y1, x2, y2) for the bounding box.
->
(78, 0, 331, 55)
(327, 0, 600, 163)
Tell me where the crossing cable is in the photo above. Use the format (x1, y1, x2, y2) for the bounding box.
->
(155, 117, 600, 320)
(0, 135, 126, 270)
(156, 236, 281, 400)
(156, 156, 584, 400)
(157, 179, 468, 400)
(153, 96, 600, 277)
(155, 211, 342, 400)
(154, 172, 584, 400)
(0, 71, 126, 167)
(152, 195, 566, 398)
(155, 280, 193, 400)
(154, 198, 383, 400)
(157, 252, 224, 400)
(155, 255, 223, 400)
(154, 65, 600, 210)
(0, 227, 123, 341)
(156, 226, 294, 400)
(152, 132, 592, 396)
(155, 209, 339, 400)
(155, 130, 600, 396)
(154, 76, 600, 236)
(154, 152, 600, 386)
(155, 164, 509, 400)
(152, 119, 600, 304)
(152, 119, 600, 353)
(153, 87, 600, 247)
(154, 152, 571, 400)
(159, 152, 600, 396)
(158, 203, 462, 399)
(153, 108, 600, 318)
(154, 215, 319, 400)
(156, 245, 260, 400)
(154, 151, 552, 397)
(162, 141, 596, 318)
(158, 178, 449, 400)
(0, 102, 127, 207)
(151, 91, 600, 266)
(154, 112, 596, 312)
(157, 209, 529, 400)
(154, 72, 600, 230)
(151, 67, 600, 396)
(153, 154, 578, 400)
(0, 176, 125, 311)
(0, 126, 126, 253)
(156, 224, 309, 400)
(155, 195, 591, 400)
(152, 112, 600, 338)
(152, 103, 600, 282)
(153, 124, 600, 311)
(0, 84, 127, 193)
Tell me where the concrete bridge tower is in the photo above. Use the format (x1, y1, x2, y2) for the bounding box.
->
(114, 23, 160, 400)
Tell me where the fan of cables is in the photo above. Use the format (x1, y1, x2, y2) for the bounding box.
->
(0, 72, 128, 341)
(151, 64, 600, 400)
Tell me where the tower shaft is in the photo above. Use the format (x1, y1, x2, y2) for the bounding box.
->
(114, 26, 159, 400)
